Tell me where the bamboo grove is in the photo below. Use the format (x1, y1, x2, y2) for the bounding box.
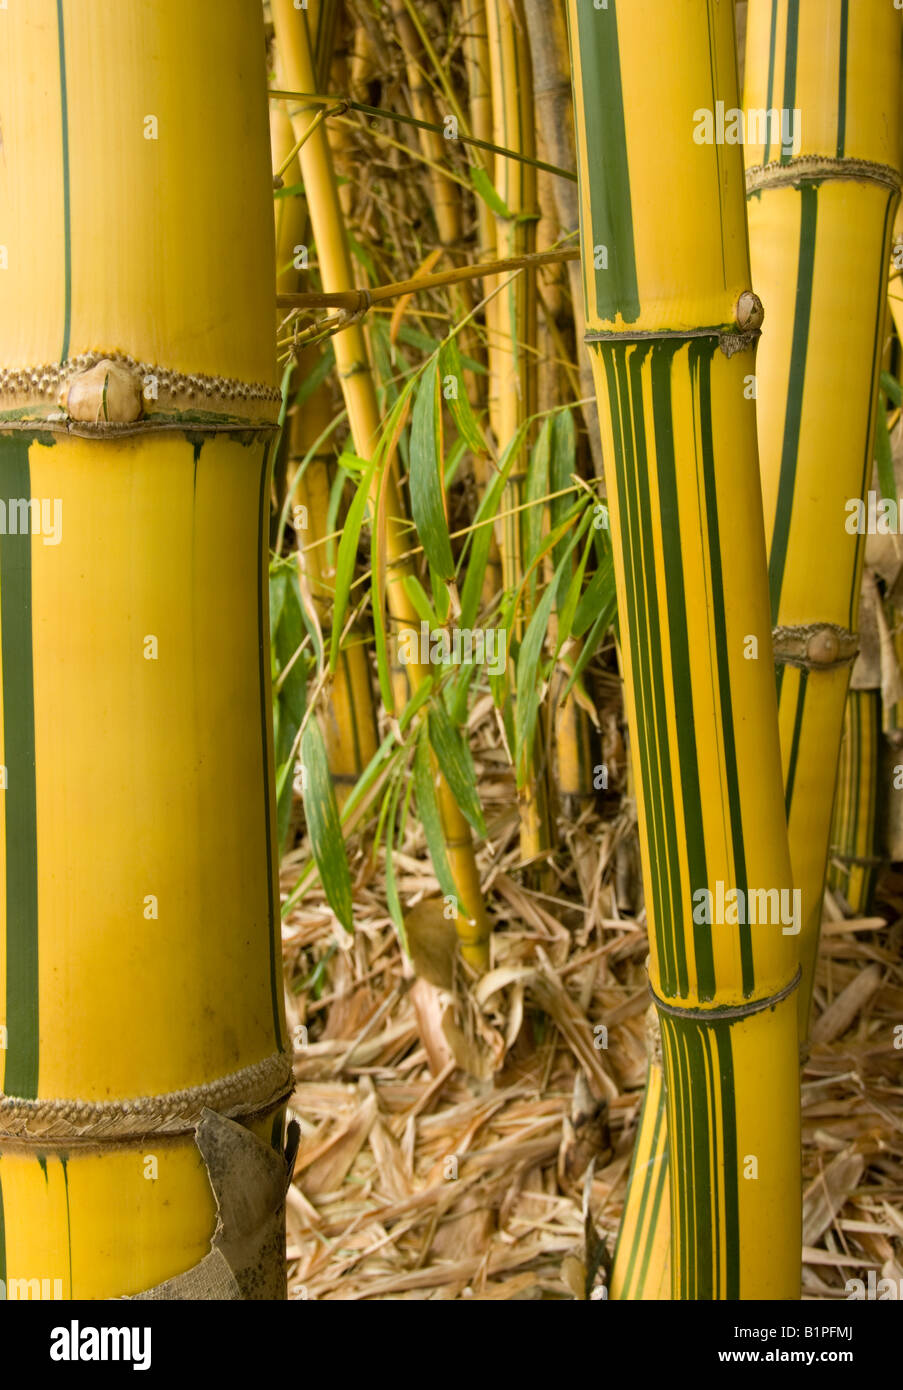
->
(0, 0, 900, 1302)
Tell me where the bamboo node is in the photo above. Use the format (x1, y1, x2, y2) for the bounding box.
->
(745, 155, 902, 195)
(0, 1050, 293, 1143)
(772, 623, 859, 671)
(0, 353, 282, 422)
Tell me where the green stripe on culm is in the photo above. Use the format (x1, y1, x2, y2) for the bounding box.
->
(573, 0, 640, 323)
(768, 184, 817, 620)
(635, 1122, 668, 1296)
(602, 346, 677, 996)
(662, 1013, 740, 1299)
(763, 0, 779, 165)
(56, 0, 71, 363)
(780, 0, 800, 163)
(836, 0, 848, 159)
(783, 667, 808, 817)
(652, 341, 715, 1001)
(627, 345, 688, 998)
(256, 441, 284, 1051)
(617, 1070, 664, 1297)
(713, 1020, 740, 1299)
(1, 437, 39, 1100)
(692, 341, 754, 998)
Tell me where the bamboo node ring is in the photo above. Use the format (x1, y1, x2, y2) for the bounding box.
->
(772, 622, 859, 671)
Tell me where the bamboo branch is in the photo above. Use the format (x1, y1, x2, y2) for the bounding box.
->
(276, 246, 579, 311)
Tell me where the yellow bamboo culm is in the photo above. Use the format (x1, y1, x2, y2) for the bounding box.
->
(567, 0, 801, 1299)
(272, 0, 491, 970)
(485, 0, 552, 866)
(744, 0, 902, 1034)
(0, 0, 290, 1297)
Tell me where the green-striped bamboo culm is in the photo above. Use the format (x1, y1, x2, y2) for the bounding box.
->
(567, 0, 802, 1298)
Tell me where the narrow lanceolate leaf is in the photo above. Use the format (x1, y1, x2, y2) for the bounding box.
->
(523, 419, 551, 605)
(549, 407, 577, 577)
(439, 337, 489, 456)
(274, 571, 308, 850)
(459, 421, 529, 630)
(554, 528, 595, 653)
(383, 778, 406, 943)
(329, 458, 376, 673)
(427, 703, 487, 835)
(573, 552, 615, 639)
(413, 726, 458, 902)
(876, 401, 895, 504)
(410, 359, 455, 579)
(301, 719, 354, 934)
(468, 163, 514, 219)
(514, 534, 581, 782)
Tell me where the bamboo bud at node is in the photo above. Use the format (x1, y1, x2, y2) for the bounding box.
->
(734, 290, 764, 332)
(807, 628, 840, 665)
(61, 359, 144, 423)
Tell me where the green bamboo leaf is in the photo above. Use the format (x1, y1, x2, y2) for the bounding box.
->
(550, 407, 576, 575)
(881, 370, 902, 408)
(371, 584, 394, 714)
(330, 458, 376, 673)
(428, 703, 487, 835)
(274, 575, 308, 849)
(300, 719, 354, 933)
(876, 404, 895, 504)
(402, 574, 441, 628)
(560, 598, 616, 705)
(445, 436, 469, 488)
(269, 566, 288, 638)
(383, 778, 406, 945)
(459, 421, 529, 629)
(413, 725, 457, 901)
(574, 554, 616, 638)
(439, 338, 489, 456)
(469, 164, 514, 219)
(398, 674, 435, 733)
(410, 359, 455, 579)
(515, 531, 584, 780)
(524, 420, 551, 605)
(555, 529, 595, 653)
